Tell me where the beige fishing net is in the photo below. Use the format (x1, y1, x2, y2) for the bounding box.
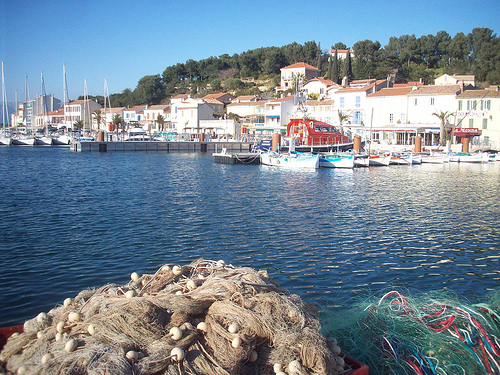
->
(0, 259, 344, 374)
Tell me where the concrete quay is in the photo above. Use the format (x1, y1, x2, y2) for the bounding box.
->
(72, 140, 253, 153)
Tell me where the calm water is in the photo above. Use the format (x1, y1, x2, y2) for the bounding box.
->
(0, 146, 499, 327)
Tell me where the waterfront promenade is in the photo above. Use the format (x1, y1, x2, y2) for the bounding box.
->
(72, 140, 254, 152)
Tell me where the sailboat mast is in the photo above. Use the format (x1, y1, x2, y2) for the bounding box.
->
(2, 61, 6, 130)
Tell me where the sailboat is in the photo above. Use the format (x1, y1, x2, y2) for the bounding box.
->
(53, 64, 72, 146)
(11, 75, 35, 145)
(0, 61, 12, 146)
(35, 72, 53, 146)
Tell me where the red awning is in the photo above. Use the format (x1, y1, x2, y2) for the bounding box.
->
(454, 128, 480, 137)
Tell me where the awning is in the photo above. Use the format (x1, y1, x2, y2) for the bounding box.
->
(453, 128, 480, 137)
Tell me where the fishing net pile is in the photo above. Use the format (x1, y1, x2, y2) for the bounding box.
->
(322, 289, 500, 375)
(0, 259, 346, 375)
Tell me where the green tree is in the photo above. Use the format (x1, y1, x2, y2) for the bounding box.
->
(134, 74, 165, 105)
(342, 49, 353, 81)
(432, 110, 454, 146)
(353, 40, 381, 79)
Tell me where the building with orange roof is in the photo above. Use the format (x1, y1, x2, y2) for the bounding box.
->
(302, 77, 340, 98)
(329, 49, 355, 60)
(123, 105, 147, 124)
(202, 93, 234, 105)
(280, 62, 320, 91)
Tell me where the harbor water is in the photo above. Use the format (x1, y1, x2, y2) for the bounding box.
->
(0, 146, 499, 327)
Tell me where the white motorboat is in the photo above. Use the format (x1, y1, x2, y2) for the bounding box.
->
(35, 136, 53, 146)
(260, 152, 319, 169)
(11, 136, 36, 146)
(420, 153, 450, 164)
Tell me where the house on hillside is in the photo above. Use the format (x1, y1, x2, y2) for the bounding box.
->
(202, 93, 234, 105)
(329, 49, 355, 60)
(435, 74, 475, 87)
(302, 77, 340, 99)
(280, 63, 320, 92)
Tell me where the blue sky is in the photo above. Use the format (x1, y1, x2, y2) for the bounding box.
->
(1, 0, 499, 103)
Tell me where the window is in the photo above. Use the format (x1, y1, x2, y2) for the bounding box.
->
(486, 100, 491, 110)
(469, 118, 474, 128)
(430, 98, 435, 105)
(389, 114, 394, 123)
(340, 97, 344, 108)
(414, 98, 418, 106)
(355, 96, 360, 108)
(482, 118, 487, 129)
(458, 100, 463, 110)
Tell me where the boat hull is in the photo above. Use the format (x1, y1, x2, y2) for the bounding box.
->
(0, 137, 11, 146)
(11, 137, 36, 146)
(260, 153, 319, 169)
(35, 137, 53, 146)
(369, 153, 391, 166)
(319, 154, 354, 168)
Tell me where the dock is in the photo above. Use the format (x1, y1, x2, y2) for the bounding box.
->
(72, 141, 253, 153)
(213, 149, 261, 165)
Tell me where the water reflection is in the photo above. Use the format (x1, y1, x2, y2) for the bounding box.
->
(0, 147, 499, 325)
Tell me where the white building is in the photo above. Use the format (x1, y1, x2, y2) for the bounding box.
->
(435, 74, 475, 87)
(303, 99, 335, 124)
(169, 95, 215, 132)
(226, 95, 267, 131)
(123, 105, 146, 125)
(333, 79, 388, 127)
(456, 89, 500, 149)
(262, 96, 297, 133)
(64, 99, 101, 130)
(280, 62, 320, 91)
(302, 77, 340, 99)
(407, 85, 460, 127)
(143, 104, 170, 132)
(12, 94, 62, 130)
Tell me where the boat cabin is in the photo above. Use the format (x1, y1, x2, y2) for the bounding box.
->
(286, 119, 351, 147)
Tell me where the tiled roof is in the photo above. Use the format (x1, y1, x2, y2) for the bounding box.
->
(368, 87, 414, 97)
(145, 105, 170, 110)
(305, 99, 334, 105)
(307, 77, 338, 86)
(393, 82, 424, 87)
(407, 85, 462, 96)
(47, 108, 65, 115)
(281, 62, 320, 71)
(203, 93, 233, 100)
(457, 89, 500, 98)
(268, 96, 296, 103)
(330, 49, 354, 54)
(204, 98, 224, 105)
(171, 94, 190, 100)
(124, 105, 145, 112)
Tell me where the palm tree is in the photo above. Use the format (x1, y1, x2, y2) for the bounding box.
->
(155, 114, 165, 132)
(432, 110, 454, 146)
(337, 110, 351, 135)
(112, 114, 124, 139)
(93, 109, 103, 131)
(74, 119, 84, 130)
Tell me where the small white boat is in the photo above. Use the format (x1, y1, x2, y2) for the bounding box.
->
(458, 152, 489, 163)
(390, 153, 412, 165)
(420, 152, 450, 164)
(35, 136, 53, 146)
(52, 134, 72, 146)
(369, 152, 391, 166)
(11, 136, 36, 146)
(0, 134, 11, 145)
(319, 153, 354, 169)
(260, 152, 319, 169)
(410, 153, 422, 164)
